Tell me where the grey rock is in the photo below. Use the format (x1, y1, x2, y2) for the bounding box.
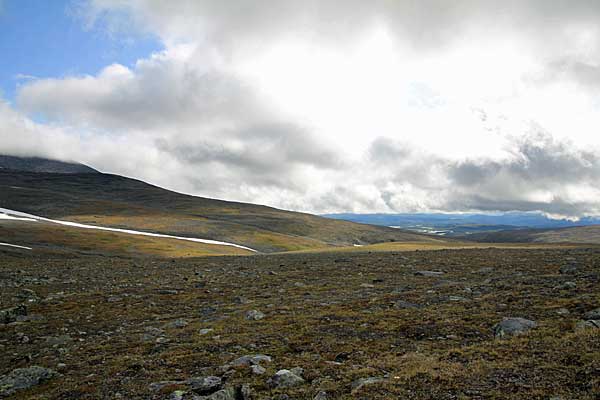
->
(188, 376, 222, 394)
(314, 391, 328, 400)
(158, 289, 180, 295)
(559, 265, 577, 275)
(267, 369, 305, 388)
(250, 365, 266, 375)
(351, 377, 385, 392)
(245, 310, 265, 321)
(45, 335, 73, 347)
(199, 328, 214, 335)
(415, 271, 444, 277)
(15, 289, 39, 303)
(554, 281, 576, 290)
(393, 300, 422, 309)
(575, 320, 600, 331)
(0, 305, 27, 324)
(447, 295, 470, 302)
(202, 388, 234, 400)
(229, 354, 272, 367)
(166, 319, 189, 329)
(493, 317, 537, 338)
(584, 308, 600, 320)
(0, 366, 58, 397)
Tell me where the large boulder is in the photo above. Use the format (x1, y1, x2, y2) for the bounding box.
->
(0, 366, 58, 397)
(0, 305, 27, 324)
(584, 308, 600, 320)
(229, 354, 272, 368)
(493, 318, 537, 338)
(267, 369, 305, 388)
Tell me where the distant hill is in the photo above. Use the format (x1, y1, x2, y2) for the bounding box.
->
(0, 158, 442, 253)
(465, 225, 600, 244)
(323, 212, 600, 236)
(0, 155, 98, 174)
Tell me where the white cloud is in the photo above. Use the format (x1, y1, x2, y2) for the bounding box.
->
(3, 0, 600, 218)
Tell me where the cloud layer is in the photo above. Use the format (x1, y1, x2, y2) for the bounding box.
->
(3, 0, 600, 218)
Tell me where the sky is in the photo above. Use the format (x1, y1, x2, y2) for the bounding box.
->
(1, 0, 600, 218)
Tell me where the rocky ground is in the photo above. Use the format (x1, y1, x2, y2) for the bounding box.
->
(1, 247, 599, 399)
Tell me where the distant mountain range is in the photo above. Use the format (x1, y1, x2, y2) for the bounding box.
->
(323, 212, 600, 236)
(0, 155, 98, 174)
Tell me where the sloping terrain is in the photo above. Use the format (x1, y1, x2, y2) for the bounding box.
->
(466, 225, 600, 245)
(0, 168, 441, 253)
(1, 247, 598, 399)
(0, 219, 253, 258)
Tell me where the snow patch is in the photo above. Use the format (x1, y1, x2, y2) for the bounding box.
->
(0, 213, 38, 222)
(0, 207, 257, 252)
(0, 242, 32, 250)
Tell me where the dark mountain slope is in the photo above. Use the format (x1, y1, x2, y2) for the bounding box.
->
(0, 169, 443, 252)
(0, 155, 98, 174)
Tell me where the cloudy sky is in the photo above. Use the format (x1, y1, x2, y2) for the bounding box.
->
(2, 0, 600, 218)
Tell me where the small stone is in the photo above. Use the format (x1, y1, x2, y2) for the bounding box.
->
(559, 265, 578, 275)
(415, 271, 444, 277)
(245, 310, 265, 320)
(158, 289, 179, 295)
(393, 300, 422, 309)
(351, 377, 385, 392)
(199, 328, 214, 335)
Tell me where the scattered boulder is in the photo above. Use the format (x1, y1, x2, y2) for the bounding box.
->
(166, 319, 189, 329)
(250, 365, 266, 375)
(313, 391, 328, 400)
(584, 308, 600, 320)
(199, 328, 214, 335)
(0, 366, 58, 397)
(493, 317, 537, 338)
(351, 377, 385, 392)
(575, 320, 600, 331)
(15, 289, 39, 303)
(45, 335, 73, 347)
(0, 305, 27, 324)
(245, 310, 265, 321)
(415, 271, 444, 277)
(559, 265, 577, 275)
(554, 281, 576, 290)
(229, 354, 272, 368)
(267, 369, 305, 388)
(188, 376, 222, 394)
(393, 300, 422, 309)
